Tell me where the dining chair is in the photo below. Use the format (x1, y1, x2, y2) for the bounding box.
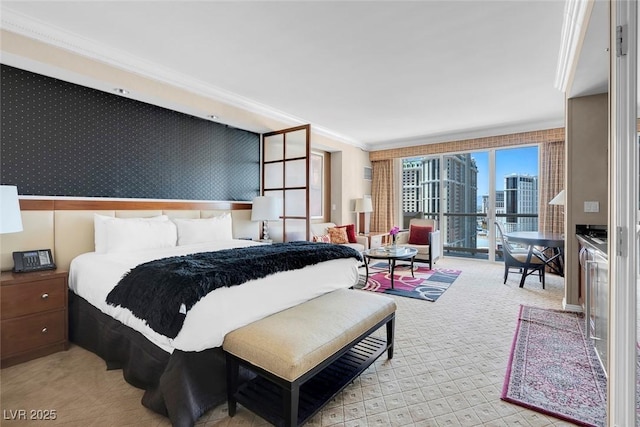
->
(495, 221, 546, 289)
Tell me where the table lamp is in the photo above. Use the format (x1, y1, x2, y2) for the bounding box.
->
(251, 196, 281, 241)
(355, 197, 373, 234)
(549, 189, 565, 239)
(549, 190, 565, 206)
(0, 185, 23, 234)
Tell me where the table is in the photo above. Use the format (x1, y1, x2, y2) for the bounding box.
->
(361, 231, 389, 249)
(362, 246, 418, 289)
(504, 231, 565, 277)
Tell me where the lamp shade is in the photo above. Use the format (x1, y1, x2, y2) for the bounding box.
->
(355, 197, 373, 213)
(0, 185, 23, 233)
(251, 196, 281, 221)
(549, 190, 565, 206)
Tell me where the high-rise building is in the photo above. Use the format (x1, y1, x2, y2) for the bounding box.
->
(402, 160, 422, 214)
(481, 192, 505, 215)
(504, 174, 538, 232)
(401, 158, 440, 227)
(443, 155, 478, 248)
(481, 191, 505, 230)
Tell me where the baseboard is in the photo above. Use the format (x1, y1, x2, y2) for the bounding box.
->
(562, 298, 584, 313)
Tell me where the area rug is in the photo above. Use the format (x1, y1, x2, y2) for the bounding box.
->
(501, 305, 607, 427)
(357, 263, 461, 302)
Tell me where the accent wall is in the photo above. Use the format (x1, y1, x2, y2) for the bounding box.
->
(0, 65, 260, 201)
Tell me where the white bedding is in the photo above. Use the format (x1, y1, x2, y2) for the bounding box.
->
(68, 240, 360, 353)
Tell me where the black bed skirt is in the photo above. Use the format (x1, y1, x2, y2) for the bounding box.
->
(68, 291, 240, 427)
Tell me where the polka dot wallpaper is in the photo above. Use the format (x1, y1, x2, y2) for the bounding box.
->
(0, 65, 260, 201)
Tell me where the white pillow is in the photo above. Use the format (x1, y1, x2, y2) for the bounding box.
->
(173, 213, 233, 245)
(94, 214, 176, 253)
(94, 213, 118, 253)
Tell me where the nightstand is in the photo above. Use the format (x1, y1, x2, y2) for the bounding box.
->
(0, 269, 69, 368)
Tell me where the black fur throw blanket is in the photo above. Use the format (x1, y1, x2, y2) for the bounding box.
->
(106, 241, 362, 338)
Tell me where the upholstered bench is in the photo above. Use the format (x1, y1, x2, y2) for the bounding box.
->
(223, 288, 396, 427)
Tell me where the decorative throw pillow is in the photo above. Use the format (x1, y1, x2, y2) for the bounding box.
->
(312, 234, 331, 243)
(328, 227, 349, 244)
(408, 225, 432, 245)
(336, 224, 357, 243)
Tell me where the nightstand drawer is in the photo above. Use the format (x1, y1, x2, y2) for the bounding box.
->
(0, 278, 66, 319)
(1, 309, 66, 356)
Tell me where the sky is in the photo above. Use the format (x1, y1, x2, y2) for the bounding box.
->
(471, 146, 539, 199)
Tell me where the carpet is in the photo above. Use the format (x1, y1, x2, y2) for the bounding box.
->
(357, 262, 461, 302)
(501, 305, 607, 427)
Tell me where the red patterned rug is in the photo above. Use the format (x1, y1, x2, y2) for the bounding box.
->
(357, 263, 461, 302)
(502, 305, 607, 427)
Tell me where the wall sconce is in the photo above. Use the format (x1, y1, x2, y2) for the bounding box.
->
(251, 196, 281, 241)
(355, 197, 373, 235)
(0, 185, 23, 234)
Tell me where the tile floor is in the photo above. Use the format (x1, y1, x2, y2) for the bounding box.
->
(0, 257, 579, 426)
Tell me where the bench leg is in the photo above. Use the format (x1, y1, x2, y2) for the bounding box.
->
(386, 316, 395, 359)
(283, 382, 299, 427)
(226, 354, 239, 417)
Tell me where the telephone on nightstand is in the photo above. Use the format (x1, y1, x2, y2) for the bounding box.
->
(12, 249, 56, 273)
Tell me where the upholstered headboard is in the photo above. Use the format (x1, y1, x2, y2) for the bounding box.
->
(0, 198, 259, 272)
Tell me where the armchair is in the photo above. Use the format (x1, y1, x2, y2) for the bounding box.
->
(396, 219, 441, 269)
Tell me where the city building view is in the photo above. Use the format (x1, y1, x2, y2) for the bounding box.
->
(402, 148, 539, 259)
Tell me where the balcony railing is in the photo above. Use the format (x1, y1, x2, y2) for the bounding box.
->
(403, 212, 539, 260)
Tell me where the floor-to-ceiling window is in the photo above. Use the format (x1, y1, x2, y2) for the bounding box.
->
(401, 145, 539, 261)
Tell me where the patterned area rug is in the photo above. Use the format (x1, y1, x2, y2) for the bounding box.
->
(356, 262, 461, 302)
(502, 305, 607, 427)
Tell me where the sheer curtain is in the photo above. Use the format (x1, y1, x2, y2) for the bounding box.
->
(371, 159, 395, 233)
(539, 140, 565, 234)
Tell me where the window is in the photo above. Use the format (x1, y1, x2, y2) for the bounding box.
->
(310, 153, 323, 218)
(401, 145, 539, 261)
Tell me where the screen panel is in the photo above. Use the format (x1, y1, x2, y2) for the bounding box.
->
(264, 133, 284, 163)
(285, 129, 307, 159)
(261, 125, 310, 242)
(285, 159, 306, 188)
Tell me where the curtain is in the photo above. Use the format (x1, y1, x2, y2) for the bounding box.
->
(371, 160, 395, 233)
(539, 140, 565, 234)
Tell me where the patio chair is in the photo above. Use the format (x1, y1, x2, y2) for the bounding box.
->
(495, 221, 546, 289)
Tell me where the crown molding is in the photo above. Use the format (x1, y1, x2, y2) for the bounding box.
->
(0, 9, 364, 149)
(554, 0, 595, 92)
(365, 118, 565, 152)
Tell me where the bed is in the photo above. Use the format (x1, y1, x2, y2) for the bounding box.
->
(2, 199, 361, 427)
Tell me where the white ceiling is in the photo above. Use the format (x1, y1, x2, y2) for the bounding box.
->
(0, 1, 582, 150)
